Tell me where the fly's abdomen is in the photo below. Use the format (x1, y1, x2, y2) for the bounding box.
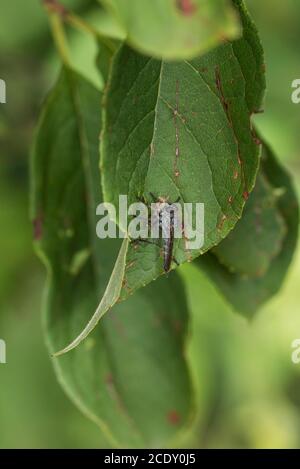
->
(163, 233, 174, 273)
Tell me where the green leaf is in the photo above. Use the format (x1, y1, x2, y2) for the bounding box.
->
(54, 237, 129, 356)
(101, 0, 266, 293)
(33, 0, 265, 354)
(96, 39, 115, 84)
(100, 0, 240, 60)
(212, 173, 287, 277)
(197, 140, 299, 317)
(31, 68, 193, 447)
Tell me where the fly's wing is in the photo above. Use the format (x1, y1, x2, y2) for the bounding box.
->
(161, 210, 173, 239)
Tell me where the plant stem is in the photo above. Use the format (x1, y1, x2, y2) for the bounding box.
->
(66, 12, 116, 53)
(43, 0, 116, 54)
(47, 11, 71, 66)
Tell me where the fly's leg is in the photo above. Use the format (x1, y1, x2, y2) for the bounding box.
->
(130, 237, 160, 249)
(150, 193, 181, 204)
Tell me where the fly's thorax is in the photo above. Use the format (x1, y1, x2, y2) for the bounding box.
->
(150, 200, 182, 239)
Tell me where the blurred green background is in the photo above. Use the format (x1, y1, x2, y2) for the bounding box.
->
(0, 0, 300, 448)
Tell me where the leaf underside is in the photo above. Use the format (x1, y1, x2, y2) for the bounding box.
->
(100, 0, 240, 60)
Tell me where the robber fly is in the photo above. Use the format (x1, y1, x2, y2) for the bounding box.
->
(149, 193, 181, 273)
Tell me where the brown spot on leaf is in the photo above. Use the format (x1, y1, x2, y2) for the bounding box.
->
(167, 410, 181, 425)
(251, 129, 262, 146)
(43, 0, 67, 17)
(121, 277, 133, 294)
(176, 0, 197, 16)
(243, 191, 249, 200)
(105, 373, 113, 385)
(218, 214, 227, 231)
(215, 67, 249, 197)
(125, 261, 135, 271)
(173, 320, 182, 333)
(33, 215, 43, 240)
(173, 80, 181, 177)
